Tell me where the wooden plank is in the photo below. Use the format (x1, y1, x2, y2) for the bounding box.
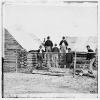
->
(32, 70, 64, 76)
(4, 58, 16, 60)
(73, 50, 76, 78)
(3, 67, 16, 72)
(4, 59, 16, 62)
(3, 63, 16, 67)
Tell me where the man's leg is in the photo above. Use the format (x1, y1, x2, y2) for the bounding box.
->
(61, 46, 66, 68)
(46, 47, 51, 69)
(52, 54, 55, 67)
(89, 58, 95, 74)
(55, 54, 59, 68)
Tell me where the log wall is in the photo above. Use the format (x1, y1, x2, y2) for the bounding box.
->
(3, 29, 23, 72)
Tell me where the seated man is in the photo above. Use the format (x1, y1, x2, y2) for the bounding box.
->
(36, 45, 45, 69)
(66, 48, 73, 68)
(86, 45, 95, 74)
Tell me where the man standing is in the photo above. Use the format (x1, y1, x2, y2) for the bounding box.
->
(36, 45, 45, 69)
(59, 36, 68, 68)
(86, 45, 95, 74)
(45, 36, 53, 52)
(44, 36, 53, 68)
(52, 43, 59, 68)
(59, 36, 68, 53)
(66, 48, 73, 68)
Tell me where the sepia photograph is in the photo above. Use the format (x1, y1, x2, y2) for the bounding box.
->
(1, 0, 98, 98)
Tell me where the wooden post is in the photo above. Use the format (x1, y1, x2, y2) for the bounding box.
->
(73, 50, 76, 78)
(15, 50, 17, 73)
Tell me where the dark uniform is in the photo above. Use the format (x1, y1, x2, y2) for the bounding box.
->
(66, 52, 73, 68)
(37, 49, 45, 69)
(52, 46, 59, 67)
(87, 49, 95, 60)
(45, 40, 53, 52)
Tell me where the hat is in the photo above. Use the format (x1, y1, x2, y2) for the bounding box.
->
(86, 45, 90, 48)
(54, 43, 57, 46)
(39, 45, 42, 48)
(68, 48, 71, 51)
(62, 36, 65, 39)
(47, 36, 50, 39)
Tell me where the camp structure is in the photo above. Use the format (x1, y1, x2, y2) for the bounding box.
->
(3, 29, 24, 72)
(3, 28, 43, 72)
(2, 28, 98, 74)
(66, 37, 98, 52)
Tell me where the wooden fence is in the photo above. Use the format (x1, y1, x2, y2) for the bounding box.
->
(3, 50, 98, 77)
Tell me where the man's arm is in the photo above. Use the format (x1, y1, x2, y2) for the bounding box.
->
(65, 40, 68, 46)
(51, 41, 53, 47)
(37, 49, 39, 59)
(71, 53, 73, 63)
(44, 41, 47, 46)
(42, 50, 45, 58)
(59, 40, 62, 46)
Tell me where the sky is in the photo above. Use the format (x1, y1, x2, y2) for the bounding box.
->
(4, 2, 98, 51)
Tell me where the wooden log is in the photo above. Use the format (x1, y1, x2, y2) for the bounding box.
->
(26, 59, 34, 67)
(4, 59, 16, 62)
(3, 62, 16, 67)
(3, 66, 16, 72)
(26, 60, 34, 64)
(27, 53, 34, 58)
(32, 70, 64, 76)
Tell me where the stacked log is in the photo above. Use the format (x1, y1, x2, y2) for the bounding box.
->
(27, 53, 34, 67)
(33, 53, 38, 67)
(18, 51, 27, 68)
(27, 52, 38, 68)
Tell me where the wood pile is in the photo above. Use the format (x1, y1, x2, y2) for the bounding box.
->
(27, 52, 38, 68)
(18, 51, 27, 67)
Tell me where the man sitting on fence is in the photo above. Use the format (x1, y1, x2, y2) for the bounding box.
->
(59, 36, 68, 53)
(44, 36, 53, 68)
(59, 36, 68, 68)
(52, 43, 59, 68)
(66, 48, 73, 68)
(36, 45, 45, 69)
(86, 45, 96, 74)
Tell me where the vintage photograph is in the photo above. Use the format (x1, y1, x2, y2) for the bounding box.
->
(1, 0, 98, 98)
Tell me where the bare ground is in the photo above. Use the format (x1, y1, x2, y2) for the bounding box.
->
(3, 68, 98, 98)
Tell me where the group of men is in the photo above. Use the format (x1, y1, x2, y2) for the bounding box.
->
(37, 36, 73, 69)
(43, 36, 68, 53)
(37, 36, 96, 74)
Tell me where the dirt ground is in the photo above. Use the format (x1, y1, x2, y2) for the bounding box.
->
(3, 68, 98, 98)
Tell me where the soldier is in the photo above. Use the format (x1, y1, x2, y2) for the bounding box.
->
(44, 36, 53, 69)
(59, 36, 68, 68)
(36, 45, 45, 69)
(66, 48, 73, 68)
(45, 36, 53, 52)
(52, 43, 59, 67)
(86, 45, 95, 74)
(59, 36, 68, 53)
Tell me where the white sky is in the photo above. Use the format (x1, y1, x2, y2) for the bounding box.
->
(4, 2, 98, 50)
